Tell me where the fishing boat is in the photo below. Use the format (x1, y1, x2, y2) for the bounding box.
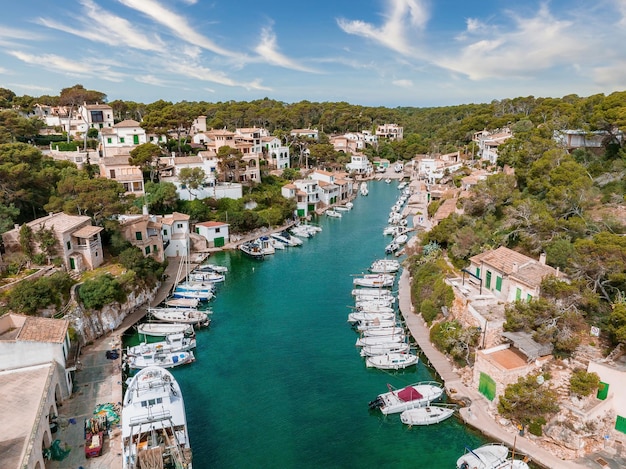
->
(353, 274, 395, 288)
(359, 342, 411, 357)
(365, 352, 418, 370)
(352, 288, 396, 302)
(358, 324, 403, 336)
(353, 302, 395, 314)
(325, 209, 342, 218)
(394, 234, 408, 245)
(369, 259, 401, 273)
(239, 240, 265, 259)
(126, 349, 195, 370)
(148, 308, 211, 326)
(137, 322, 195, 338)
(122, 366, 193, 469)
(385, 178, 391, 184)
(400, 405, 455, 426)
(175, 281, 215, 293)
(456, 444, 530, 469)
(368, 381, 445, 414)
(385, 241, 399, 255)
(127, 332, 196, 356)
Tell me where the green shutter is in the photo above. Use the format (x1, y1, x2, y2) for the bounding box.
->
(297, 209, 305, 217)
(476, 267, 480, 277)
(516, 288, 522, 300)
(135, 231, 142, 240)
(133, 135, 139, 144)
(486, 270, 492, 289)
(145, 246, 150, 254)
(478, 372, 496, 401)
(597, 382, 609, 400)
(495, 276, 502, 292)
(615, 415, 626, 434)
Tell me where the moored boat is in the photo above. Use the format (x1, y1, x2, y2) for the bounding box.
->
(325, 209, 342, 218)
(122, 366, 193, 469)
(127, 332, 196, 356)
(347, 311, 396, 324)
(164, 298, 200, 309)
(148, 308, 210, 326)
(456, 443, 530, 469)
(369, 259, 401, 273)
(137, 322, 195, 338)
(400, 404, 455, 426)
(368, 381, 445, 414)
(270, 231, 302, 247)
(172, 288, 214, 301)
(126, 349, 195, 370)
(365, 352, 418, 370)
(239, 240, 265, 259)
(353, 274, 395, 288)
(359, 342, 411, 357)
(356, 334, 406, 347)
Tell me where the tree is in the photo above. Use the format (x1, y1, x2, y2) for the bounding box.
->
(498, 373, 560, 434)
(129, 143, 163, 182)
(58, 84, 107, 143)
(0, 110, 42, 143)
(178, 167, 206, 199)
(0, 203, 19, 233)
(6, 272, 74, 315)
(34, 225, 58, 264)
(78, 274, 125, 310)
(144, 181, 178, 214)
(217, 146, 243, 183)
(569, 369, 600, 397)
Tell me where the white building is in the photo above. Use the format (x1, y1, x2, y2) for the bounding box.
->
(262, 136, 290, 169)
(100, 119, 147, 157)
(473, 128, 513, 164)
(159, 212, 190, 258)
(345, 154, 373, 175)
(376, 123, 403, 141)
(195, 221, 230, 248)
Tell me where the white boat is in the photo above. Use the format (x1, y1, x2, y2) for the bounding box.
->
(195, 263, 228, 273)
(398, 181, 407, 189)
(360, 181, 369, 196)
(456, 444, 530, 469)
(394, 234, 408, 245)
(172, 288, 214, 301)
(189, 271, 226, 283)
(126, 349, 195, 369)
(290, 225, 311, 238)
(385, 178, 391, 184)
(325, 209, 342, 218)
(385, 242, 399, 255)
(239, 240, 265, 259)
(334, 204, 351, 212)
(356, 334, 406, 347)
(257, 236, 276, 255)
(361, 326, 404, 337)
(369, 259, 401, 273)
(345, 202, 354, 209)
(348, 311, 396, 324)
(359, 342, 411, 357)
(270, 231, 302, 247)
(175, 281, 215, 292)
(400, 405, 455, 426)
(355, 298, 396, 309)
(137, 322, 195, 338)
(355, 318, 398, 331)
(270, 237, 285, 250)
(149, 308, 211, 326)
(164, 298, 200, 309)
(127, 332, 196, 356)
(368, 381, 445, 414)
(353, 274, 395, 288)
(365, 352, 419, 369)
(122, 366, 193, 469)
(352, 289, 396, 301)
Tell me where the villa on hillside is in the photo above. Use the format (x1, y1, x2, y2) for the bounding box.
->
(2, 212, 103, 272)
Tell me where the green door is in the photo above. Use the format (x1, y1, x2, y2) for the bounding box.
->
(478, 372, 496, 401)
(214, 237, 225, 247)
(133, 135, 139, 144)
(69, 258, 75, 270)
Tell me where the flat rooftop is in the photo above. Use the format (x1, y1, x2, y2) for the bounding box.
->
(0, 363, 53, 468)
(485, 347, 528, 370)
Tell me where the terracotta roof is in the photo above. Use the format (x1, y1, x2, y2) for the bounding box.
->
(23, 213, 92, 234)
(114, 119, 141, 128)
(101, 155, 132, 166)
(72, 225, 103, 238)
(470, 247, 559, 287)
(196, 221, 229, 228)
(160, 212, 190, 224)
(16, 317, 69, 343)
(174, 156, 202, 164)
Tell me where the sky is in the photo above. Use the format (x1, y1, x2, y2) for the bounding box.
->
(1, 0, 626, 108)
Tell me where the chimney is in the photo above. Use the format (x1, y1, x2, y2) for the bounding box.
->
(142, 205, 149, 216)
(556, 266, 560, 278)
(14, 224, 19, 231)
(512, 262, 519, 273)
(539, 252, 547, 265)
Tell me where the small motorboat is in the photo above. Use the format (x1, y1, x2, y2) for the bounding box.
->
(353, 274, 395, 288)
(148, 307, 210, 326)
(359, 342, 411, 357)
(456, 443, 530, 469)
(239, 240, 265, 259)
(369, 259, 400, 273)
(365, 352, 419, 370)
(347, 311, 396, 324)
(385, 242, 399, 255)
(325, 209, 342, 218)
(368, 381, 445, 414)
(137, 322, 195, 338)
(400, 405, 455, 426)
(126, 350, 195, 370)
(356, 334, 406, 347)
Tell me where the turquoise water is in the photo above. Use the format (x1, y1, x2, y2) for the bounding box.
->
(131, 181, 489, 468)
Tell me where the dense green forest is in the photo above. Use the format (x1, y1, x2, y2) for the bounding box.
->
(0, 85, 625, 354)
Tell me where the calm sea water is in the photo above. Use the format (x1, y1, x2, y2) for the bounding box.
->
(129, 181, 488, 468)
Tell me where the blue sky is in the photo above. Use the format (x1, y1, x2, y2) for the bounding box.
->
(1, 0, 626, 107)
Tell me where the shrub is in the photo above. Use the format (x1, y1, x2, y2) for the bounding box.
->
(79, 274, 126, 310)
(569, 369, 601, 397)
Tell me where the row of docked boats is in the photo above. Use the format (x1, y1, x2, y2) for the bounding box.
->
(239, 223, 322, 259)
(384, 183, 412, 255)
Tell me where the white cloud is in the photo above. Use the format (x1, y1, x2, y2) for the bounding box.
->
(118, 0, 246, 60)
(8, 50, 126, 82)
(392, 79, 413, 88)
(254, 27, 318, 73)
(435, 5, 590, 80)
(337, 0, 429, 56)
(135, 75, 169, 87)
(163, 61, 270, 91)
(37, 0, 164, 52)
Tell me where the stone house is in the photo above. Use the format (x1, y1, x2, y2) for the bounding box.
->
(99, 155, 145, 196)
(117, 213, 165, 262)
(2, 212, 103, 272)
(195, 221, 230, 248)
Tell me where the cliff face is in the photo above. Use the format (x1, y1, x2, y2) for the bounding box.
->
(67, 284, 159, 344)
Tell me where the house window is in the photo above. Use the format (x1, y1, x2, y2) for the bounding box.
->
(485, 270, 492, 289)
(133, 181, 143, 191)
(527, 294, 532, 302)
(66, 241, 71, 250)
(110, 169, 116, 178)
(177, 223, 183, 229)
(516, 288, 522, 300)
(163, 229, 168, 236)
(495, 276, 502, 292)
(475, 267, 481, 278)
(133, 135, 139, 145)
(90, 110, 104, 123)
(215, 228, 220, 233)
(153, 245, 157, 253)
(135, 232, 143, 240)
(107, 137, 112, 144)
(120, 137, 125, 143)
(145, 246, 150, 254)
